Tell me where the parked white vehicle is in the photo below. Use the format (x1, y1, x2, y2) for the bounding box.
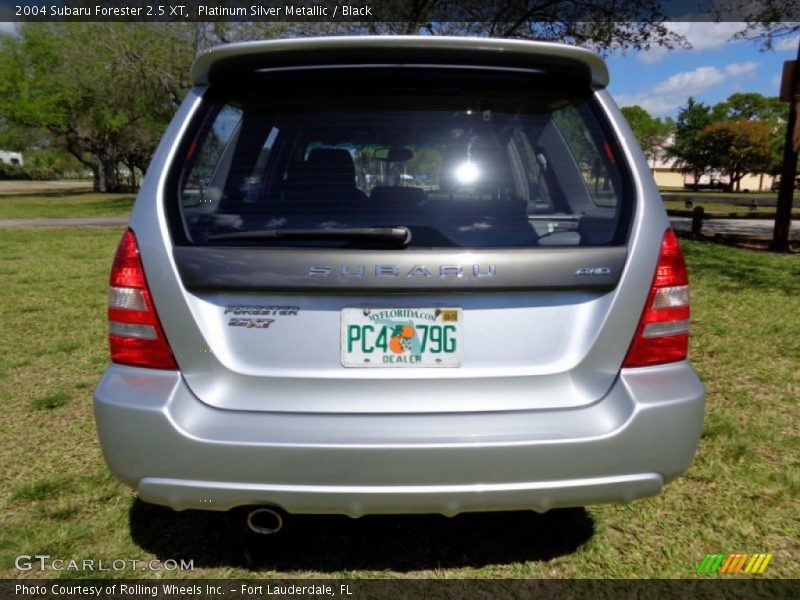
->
(0, 150, 23, 166)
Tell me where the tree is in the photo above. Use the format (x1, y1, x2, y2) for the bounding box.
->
(736, 16, 800, 251)
(0, 23, 197, 191)
(202, 2, 688, 51)
(735, 7, 800, 50)
(709, 92, 787, 187)
(620, 106, 673, 167)
(710, 92, 785, 124)
(0, 12, 689, 191)
(696, 120, 773, 192)
(391, 1, 687, 50)
(667, 98, 714, 184)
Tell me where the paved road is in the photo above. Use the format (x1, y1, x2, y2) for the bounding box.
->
(0, 180, 92, 195)
(670, 217, 800, 238)
(0, 216, 128, 228)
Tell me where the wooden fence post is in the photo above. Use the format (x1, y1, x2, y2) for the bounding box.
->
(691, 206, 705, 238)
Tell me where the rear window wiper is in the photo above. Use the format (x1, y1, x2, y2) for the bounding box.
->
(207, 226, 411, 247)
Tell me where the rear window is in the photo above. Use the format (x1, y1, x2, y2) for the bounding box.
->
(173, 69, 631, 248)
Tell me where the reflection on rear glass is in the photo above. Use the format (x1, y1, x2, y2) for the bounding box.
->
(177, 71, 628, 248)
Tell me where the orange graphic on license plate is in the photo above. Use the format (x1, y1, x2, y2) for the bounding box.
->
(389, 325, 415, 354)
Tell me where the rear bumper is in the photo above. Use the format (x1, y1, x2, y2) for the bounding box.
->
(93, 362, 704, 516)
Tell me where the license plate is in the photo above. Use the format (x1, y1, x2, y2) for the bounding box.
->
(341, 308, 462, 367)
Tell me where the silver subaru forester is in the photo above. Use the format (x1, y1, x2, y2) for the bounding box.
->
(94, 36, 705, 523)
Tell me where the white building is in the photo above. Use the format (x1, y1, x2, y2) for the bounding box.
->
(647, 140, 775, 192)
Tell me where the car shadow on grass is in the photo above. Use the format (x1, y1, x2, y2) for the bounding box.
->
(129, 500, 594, 572)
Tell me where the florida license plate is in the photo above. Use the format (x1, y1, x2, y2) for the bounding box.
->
(341, 308, 462, 367)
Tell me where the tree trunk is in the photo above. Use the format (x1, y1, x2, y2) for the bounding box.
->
(728, 171, 741, 192)
(772, 39, 800, 252)
(92, 164, 101, 192)
(63, 136, 100, 191)
(101, 159, 120, 193)
(124, 162, 138, 192)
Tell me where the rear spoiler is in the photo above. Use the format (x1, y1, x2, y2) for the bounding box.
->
(191, 36, 609, 89)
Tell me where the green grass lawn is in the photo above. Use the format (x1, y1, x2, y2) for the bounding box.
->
(663, 199, 800, 218)
(660, 188, 800, 200)
(0, 229, 797, 579)
(0, 192, 134, 219)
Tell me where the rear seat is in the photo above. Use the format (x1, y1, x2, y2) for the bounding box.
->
(282, 148, 368, 204)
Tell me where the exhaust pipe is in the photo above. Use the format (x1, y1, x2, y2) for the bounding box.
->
(246, 507, 284, 535)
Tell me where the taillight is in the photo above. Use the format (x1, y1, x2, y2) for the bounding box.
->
(107, 229, 177, 369)
(623, 229, 690, 368)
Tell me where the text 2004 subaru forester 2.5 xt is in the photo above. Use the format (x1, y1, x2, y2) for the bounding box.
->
(94, 37, 705, 530)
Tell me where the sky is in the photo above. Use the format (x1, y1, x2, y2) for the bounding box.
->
(0, 20, 797, 120)
(606, 22, 798, 118)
